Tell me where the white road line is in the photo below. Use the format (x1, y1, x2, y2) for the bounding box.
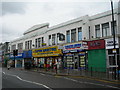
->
(3, 71, 52, 90)
(63, 77, 120, 89)
(2, 72, 5, 74)
(40, 73, 45, 76)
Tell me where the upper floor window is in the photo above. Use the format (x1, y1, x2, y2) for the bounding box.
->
(102, 22, 110, 37)
(71, 29, 76, 43)
(111, 21, 117, 35)
(78, 27, 82, 41)
(30, 40, 32, 49)
(42, 37, 44, 44)
(18, 43, 23, 50)
(102, 23, 110, 37)
(52, 34, 56, 45)
(48, 35, 51, 46)
(35, 39, 38, 48)
(95, 25, 100, 38)
(66, 30, 70, 43)
(25, 41, 27, 49)
(11, 45, 16, 51)
(38, 38, 41, 48)
(25, 40, 32, 50)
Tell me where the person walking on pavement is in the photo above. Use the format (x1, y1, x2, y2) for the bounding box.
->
(7, 61, 11, 70)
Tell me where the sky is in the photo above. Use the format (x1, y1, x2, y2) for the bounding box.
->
(0, 0, 119, 43)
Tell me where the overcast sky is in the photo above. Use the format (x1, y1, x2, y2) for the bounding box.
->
(0, 0, 119, 43)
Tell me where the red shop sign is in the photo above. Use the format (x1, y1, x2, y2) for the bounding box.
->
(88, 40, 105, 50)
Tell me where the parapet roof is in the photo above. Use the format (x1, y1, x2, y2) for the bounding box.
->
(23, 23, 49, 35)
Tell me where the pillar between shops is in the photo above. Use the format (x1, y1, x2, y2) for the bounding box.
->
(15, 60, 17, 68)
(22, 59, 24, 68)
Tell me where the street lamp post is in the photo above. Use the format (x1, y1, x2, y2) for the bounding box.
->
(111, 0, 117, 80)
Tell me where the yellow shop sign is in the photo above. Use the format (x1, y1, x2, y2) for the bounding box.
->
(32, 46, 62, 57)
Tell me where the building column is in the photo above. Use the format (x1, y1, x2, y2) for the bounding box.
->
(22, 59, 24, 68)
(100, 24, 102, 37)
(15, 60, 17, 68)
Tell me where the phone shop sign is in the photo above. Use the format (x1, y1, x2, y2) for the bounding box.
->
(105, 38, 119, 49)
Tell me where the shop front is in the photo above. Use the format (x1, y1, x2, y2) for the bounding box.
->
(87, 39, 106, 72)
(10, 53, 24, 68)
(63, 41, 88, 70)
(32, 45, 63, 69)
(105, 37, 120, 70)
(23, 50, 33, 68)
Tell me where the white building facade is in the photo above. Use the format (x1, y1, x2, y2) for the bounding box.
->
(9, 8, 120, 70)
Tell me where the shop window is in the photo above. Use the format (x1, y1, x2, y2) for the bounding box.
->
(71, 29, 76, 43)
(78, 27, 82, 41)
(102, 22, 110, 37)
(66, 30, 70, 43)
(95, 25, 100, 38)
(109, 56, 116, 65)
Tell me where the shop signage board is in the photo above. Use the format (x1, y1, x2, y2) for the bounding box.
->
(32, 46, 62, 57)
(63, 41, 88, 52)
(23, 50, 32, 58)
(10, 53, 23, 60)
(88, 39, 105, 50)
(105, 37, 119, 49)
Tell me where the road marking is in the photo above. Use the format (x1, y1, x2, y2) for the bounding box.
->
(2, 72, 5, 74)
(40, 73, 45, 76)
(63, 77, 120, 89)
(3, 71, 52, 90)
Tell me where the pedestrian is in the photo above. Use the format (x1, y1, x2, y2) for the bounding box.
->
(7, 61, 11, 70)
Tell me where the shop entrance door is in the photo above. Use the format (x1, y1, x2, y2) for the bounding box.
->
(108, 54, 118, 67)
(108, 54, 118, 80)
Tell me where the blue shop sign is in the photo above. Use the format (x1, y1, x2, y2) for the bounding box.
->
(63, 49, 84, 53)
(64, 43, 82, 50)
(23, 50, 32, 58)
(10, 53, 23, 60)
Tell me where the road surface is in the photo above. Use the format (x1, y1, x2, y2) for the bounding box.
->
(2, 67, 120, 90)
